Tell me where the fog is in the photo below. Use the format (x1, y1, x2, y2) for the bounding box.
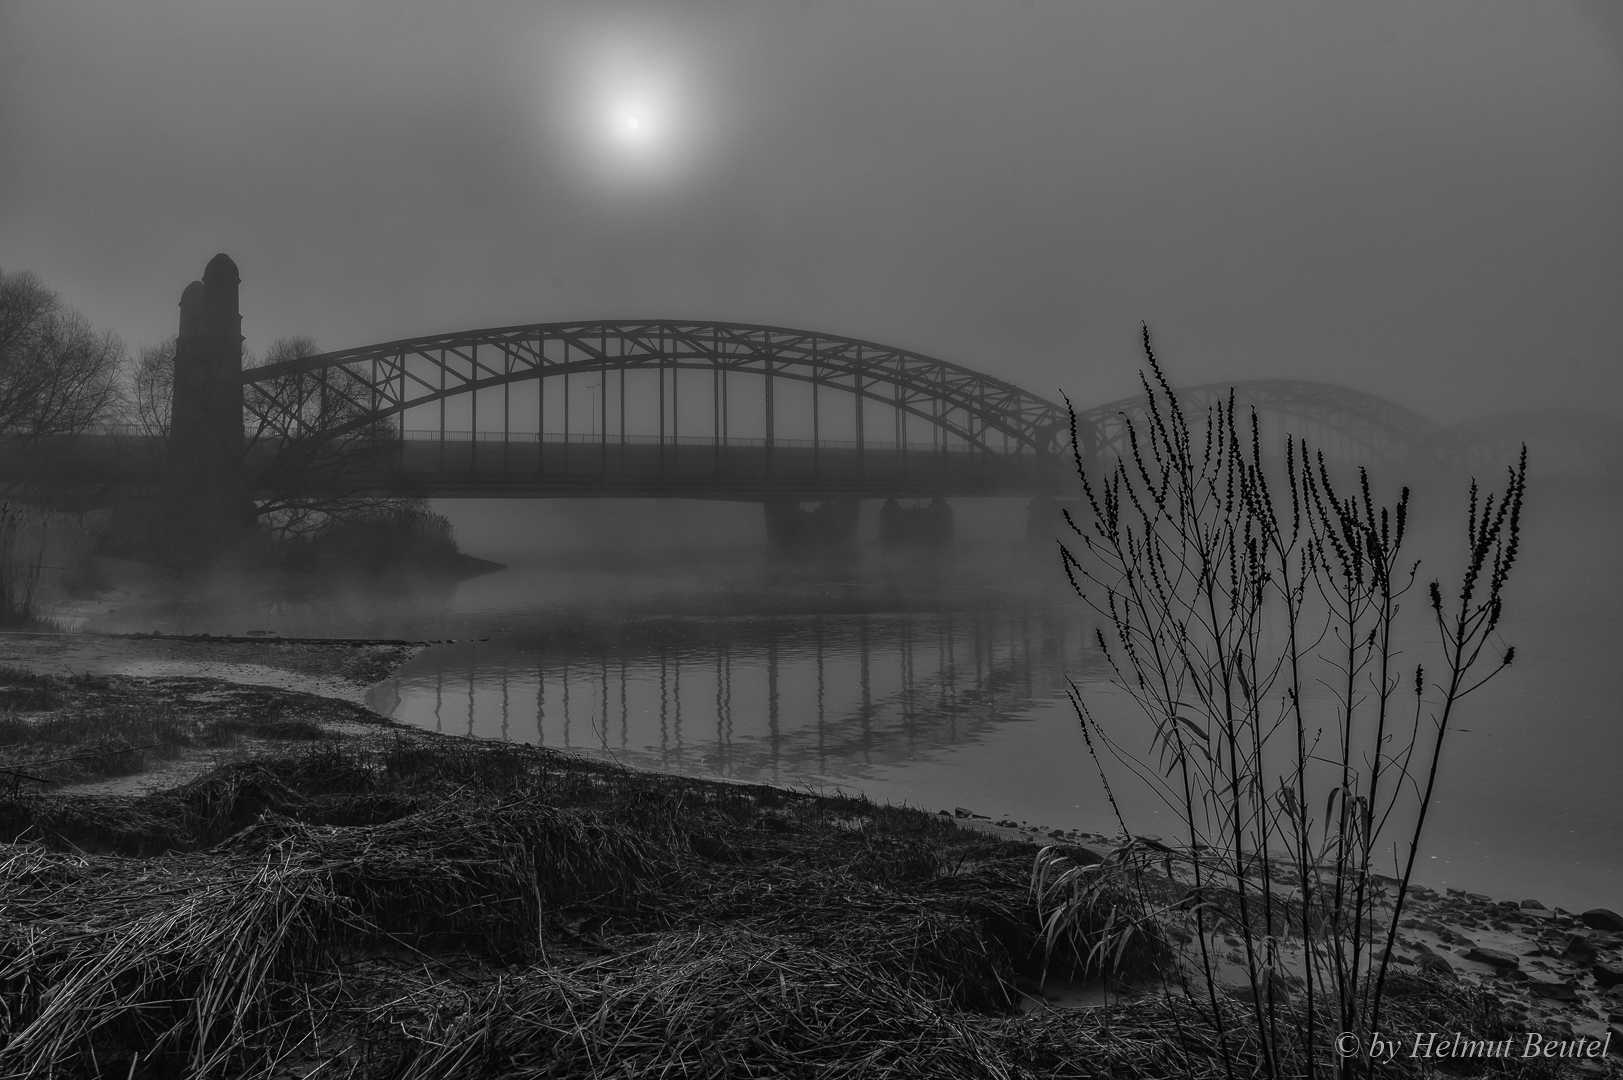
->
(3, 1, 1621, 425)
(5, 1, 1621, 909)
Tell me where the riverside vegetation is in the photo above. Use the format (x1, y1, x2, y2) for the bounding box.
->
(1031, 329, 1571, 1079)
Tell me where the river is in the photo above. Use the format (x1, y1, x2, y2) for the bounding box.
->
(83, 489, 1623, 913)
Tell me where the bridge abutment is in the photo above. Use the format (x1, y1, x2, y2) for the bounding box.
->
(163, 253, 252, 563)
(763, 499, 860, 552)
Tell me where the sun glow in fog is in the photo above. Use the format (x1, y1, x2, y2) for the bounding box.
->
(558, 31, 719, 190)
(520, 18, 727, 194)
(585, 43, 684, 165)
(608, 97, 661, 147)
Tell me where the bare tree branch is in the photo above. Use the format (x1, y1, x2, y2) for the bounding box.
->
(0, 268, 124, 443)
(243, 336, 416, 540)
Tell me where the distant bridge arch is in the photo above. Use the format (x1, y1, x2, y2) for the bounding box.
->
(1075, 379, 1464, 470)
(1451, 409, 1623, 477)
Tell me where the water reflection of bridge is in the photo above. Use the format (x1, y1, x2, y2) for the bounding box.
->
(390, 607, 1103, 784)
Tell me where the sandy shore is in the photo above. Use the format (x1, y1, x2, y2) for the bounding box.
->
(0, 630, 428, 707)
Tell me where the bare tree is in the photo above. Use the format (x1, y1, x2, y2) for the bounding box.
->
(243, 336, 415, 539)
(0, 269, 124, 441)
(129, 338, 175, 439)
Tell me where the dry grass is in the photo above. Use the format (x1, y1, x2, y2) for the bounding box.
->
(0, 842, 339, 1078)
(984, 973, 1571, 1080)
(0, 670, 361, 791)
(0, 667, 63, 712)
(380, 927, 1013, 1080)
(0, 730, 1582, 1079)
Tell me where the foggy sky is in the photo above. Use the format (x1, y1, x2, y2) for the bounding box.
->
(2, 0, 1619, 423)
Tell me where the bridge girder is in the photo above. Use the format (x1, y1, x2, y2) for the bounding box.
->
(243, 321, 1073, 457)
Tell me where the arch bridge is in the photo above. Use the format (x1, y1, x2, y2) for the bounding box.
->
(15, 254, 1613, 556)
(239, 327, 1621, 506)
(241, 320, 1075, 502)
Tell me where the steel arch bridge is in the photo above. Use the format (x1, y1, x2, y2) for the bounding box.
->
(1076, 379, 1465, 471)
(235, 327, 1615, 503)
(240, 320, 1076, 500)
(11, 330, 1619, 516)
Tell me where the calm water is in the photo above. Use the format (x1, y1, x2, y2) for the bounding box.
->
(88, 494, 1623, 912)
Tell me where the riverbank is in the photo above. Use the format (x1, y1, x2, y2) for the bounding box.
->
(0, 635, 1617, 1077)
(42, 554, 502, 636)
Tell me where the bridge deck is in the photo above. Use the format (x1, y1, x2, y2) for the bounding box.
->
(1, 433, 1072, 503)
(395, 439, 1067, 500)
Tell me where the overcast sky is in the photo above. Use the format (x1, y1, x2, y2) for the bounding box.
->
(2, 0, 1619, 423)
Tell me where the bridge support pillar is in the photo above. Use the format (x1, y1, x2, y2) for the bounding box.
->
(763, 499, 860, 552)
(878, 497, 953, 548)
(162, 253, 252, 564)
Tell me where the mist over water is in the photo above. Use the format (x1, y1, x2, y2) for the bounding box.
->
(79, 488, 1622, 912)
(395, 489, 1621, 915)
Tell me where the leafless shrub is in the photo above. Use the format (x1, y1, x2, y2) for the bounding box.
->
(1040, 326, 1527, 1078)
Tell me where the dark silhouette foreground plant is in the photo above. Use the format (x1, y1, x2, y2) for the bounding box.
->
(1035, 327, 1526, 1079)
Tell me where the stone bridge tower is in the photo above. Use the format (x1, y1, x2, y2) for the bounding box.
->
(165, 253, 252, 560)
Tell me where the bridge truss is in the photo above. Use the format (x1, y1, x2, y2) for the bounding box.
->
(242, 321, 1073, 459)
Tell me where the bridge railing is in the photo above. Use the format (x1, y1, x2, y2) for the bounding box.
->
(399, 430, 1040, 455)
(79, 425, 1041, 457)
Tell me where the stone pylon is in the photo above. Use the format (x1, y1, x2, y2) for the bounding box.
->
(163, 253, 253, 562)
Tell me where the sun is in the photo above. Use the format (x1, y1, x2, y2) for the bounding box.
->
(543, 31, 716, 188)
(609, 99, 658, 146)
